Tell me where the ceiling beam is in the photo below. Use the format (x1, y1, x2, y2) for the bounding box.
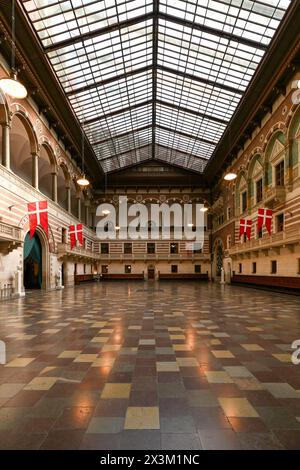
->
(152, 0, 159, 160)
(157, 65, 244, 95)
(43, 13, 153, 53)
(92, 125, 153, 146)
(82, 100, 152, 125)
(204, 0, 300, 181)
(100, 143, 152, 165)
(156, 125, 217, 146)
(154, 143, 208, 165)
(66, 65, 153, 97)
(1, 1, 104, 181)
(158, 12, 268, 51)
(83, 98, 228, 127)
(156, 100, 228, 125)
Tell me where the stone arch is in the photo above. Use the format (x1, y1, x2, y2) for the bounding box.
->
(57, 162, 70, 210)
(287, 103, 300, 170)
(39, 139, 57, 172)
(212, 238, 224, 280)
(0, 89, 10, 125)
(11, 108, 38, 154)
(10, 111, 38, 185)
(235, 170, 248, 213)
(70, 178, 79, 217)
(247, 154, 264, 205)
(38, 142, 58, 199)
(264, 129, 286, 186)
(58, 160, 71, 185)
(22, 226, 50, 290)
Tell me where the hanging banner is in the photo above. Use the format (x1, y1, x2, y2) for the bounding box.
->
(27, 201, 49, 239)
(69, 224, 83, 249)
(257, 208, 273, 235)
(239, 218, 252, 240)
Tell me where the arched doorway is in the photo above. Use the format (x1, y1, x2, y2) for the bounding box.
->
(148, 265, 155, 280)
(23, 232, 42, 289)
(212, 239, 224, 280)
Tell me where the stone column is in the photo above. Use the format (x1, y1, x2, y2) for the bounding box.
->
(51, 172, 57, 203)
(77, 197, 81, 221)
(90, 206, 96, 230)
(66, 186, 71, 213)
(85, 203, 89, 226)
(1, 124, 10, 169)
(32, 152, 39, 190)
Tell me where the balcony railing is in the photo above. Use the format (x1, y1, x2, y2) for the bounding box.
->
(57, 243, 100, 260)
(98, 252, 208, 262)
(58, 242, 209, 262)
(229, 225, 300, 256)
(264, 186, 286, 207)
(0, 221, 23, 254)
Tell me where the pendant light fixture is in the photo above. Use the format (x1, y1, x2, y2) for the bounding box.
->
(224, 172, 237, 181)
(77, 125, 90, 187)
(0, 0, 27, 99)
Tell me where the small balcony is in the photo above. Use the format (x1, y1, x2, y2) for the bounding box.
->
(264, 186, 286, 208)
(57, 243, 100, 261)
(0, 221, 23, 255)
(228, 225, 300, 258)
(98, 252, 209, 263)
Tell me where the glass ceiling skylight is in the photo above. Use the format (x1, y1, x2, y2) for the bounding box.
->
(21, 0, 291, 174)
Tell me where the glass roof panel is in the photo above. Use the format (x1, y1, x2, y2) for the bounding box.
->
(21, 0, 291, 174)
(160, 0, 290, 45)
(23, 0, 153, 47)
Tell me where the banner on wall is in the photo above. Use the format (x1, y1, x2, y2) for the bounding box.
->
(69, 224, 83, 249)
(27, 201, 49, 239)
(239, 218, 252, 240)
(257, 208, 273, 235)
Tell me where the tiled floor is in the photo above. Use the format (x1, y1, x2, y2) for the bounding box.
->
(0, 281, 300, 449)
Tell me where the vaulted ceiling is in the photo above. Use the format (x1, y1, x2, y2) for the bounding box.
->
(21, 0, 291, 174)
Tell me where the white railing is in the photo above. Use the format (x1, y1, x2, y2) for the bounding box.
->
(57, 242, 209, 262)
(0, 283, 13, 301)
(0, 222, 22, 242)
(229, 225, 300, 255)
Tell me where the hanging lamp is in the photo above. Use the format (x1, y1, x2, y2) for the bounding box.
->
(0, 0, 27, 99)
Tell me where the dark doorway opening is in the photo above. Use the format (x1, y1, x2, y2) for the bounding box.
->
(23, 232, 42, 289)
(148, 266, 155, 280)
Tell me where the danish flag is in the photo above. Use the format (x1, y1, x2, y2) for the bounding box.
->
(239, 219, 252, 240)
(257, 208, 273, 235)
(69, 224, 83, 249)
(27, 201, 48, 239)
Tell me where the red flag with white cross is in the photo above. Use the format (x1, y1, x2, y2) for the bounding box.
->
(27, 201, 48, 239)
(69, 224, 83, 249)
(239, 219, 252, 240)
(257, 208, 273, 235)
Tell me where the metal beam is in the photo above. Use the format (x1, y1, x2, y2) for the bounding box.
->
(204, 0, 300, 181)
(92, 123, 217, 149)
(152, 0, 159, 160)
(83, 98, 228, 127)
(154, 143, 208, 164)
(82, 100, 152, 125)
(99, 143, 152, 164)
(157, 65, 244, 96)
(92, 125, 153, 146)
(66, 65, 153, 97)
(156, 125, 217, 146)
(44, 13, 154, 52)
(158, 12, 268, 51)
(156, 100, 229, 125)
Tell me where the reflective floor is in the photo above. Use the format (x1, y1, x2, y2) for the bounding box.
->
(0, 281, 300, 450)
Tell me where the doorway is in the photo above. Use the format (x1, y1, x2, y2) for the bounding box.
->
(148, 265, 155, 280)
(61, 263, 65, 286)
(23, 232, 42, 289)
